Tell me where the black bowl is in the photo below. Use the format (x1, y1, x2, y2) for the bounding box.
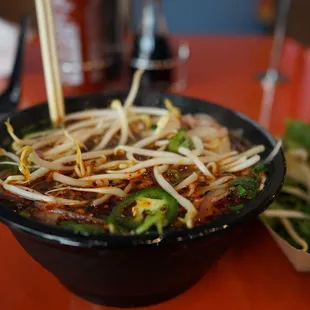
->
(0, 92, 285, 307)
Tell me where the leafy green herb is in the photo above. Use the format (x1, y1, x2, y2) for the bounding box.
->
(236, 185, 247, 197)
(263, 119, 310, 252)
(284, 120, 310, 151)
(284, 177, 307, 191)
(168, 129, 193, 153)
(231, 177, 258, 199)
(254, 162, 266, 174)
(150, 124, 157, 130)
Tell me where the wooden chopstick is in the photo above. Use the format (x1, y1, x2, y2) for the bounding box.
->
(35, 0, 65, 127)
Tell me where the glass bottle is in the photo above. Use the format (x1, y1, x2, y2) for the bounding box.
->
(130, 0, 174, 91)
(51, 0, 130, 95)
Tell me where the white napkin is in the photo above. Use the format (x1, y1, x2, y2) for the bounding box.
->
(0, 18, 18, 78)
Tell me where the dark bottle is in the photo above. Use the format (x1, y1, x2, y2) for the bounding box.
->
(51, 0, 130, 95)
(102, 0, 131, 81)
(130, 0, 174, 90)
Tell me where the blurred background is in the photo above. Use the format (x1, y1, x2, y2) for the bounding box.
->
(0, 0, 310, 124)
(0, 0, 276, 34)
(0, 0, 309, 39)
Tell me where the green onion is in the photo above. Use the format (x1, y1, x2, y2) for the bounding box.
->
(236, 185, 247, 197)
(168, 129, 193, 153)
(254, 162, 266, 174)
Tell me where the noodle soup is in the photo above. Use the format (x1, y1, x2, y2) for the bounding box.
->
(0, 72, 274, 235)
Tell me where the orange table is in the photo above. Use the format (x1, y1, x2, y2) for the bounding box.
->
(1, 35, 310, 310)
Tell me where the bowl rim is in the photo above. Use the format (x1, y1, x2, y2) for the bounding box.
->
(0, 91, 286, 248)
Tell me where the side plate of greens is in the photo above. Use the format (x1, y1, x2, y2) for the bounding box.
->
(261, 120, 310, 271)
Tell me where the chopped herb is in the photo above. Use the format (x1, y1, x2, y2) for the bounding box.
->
(236, 185, 247, 197)
(168, 129, 193, 153)
(231, 177, 258, 199)
(254, 162, 266, 174)
(284, 120, 310, 152)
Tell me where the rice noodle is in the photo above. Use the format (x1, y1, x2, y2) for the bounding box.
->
(29, 168, 49, 182)
(116, 145, 182, 159)
(66, 116, 115, 133)
(178, 147, 213, 178)
(43, 139, 75, 157)
(109, 158, 194, 173)
(124, 69, 144, 110)
(53, 172, 91, 187)
(219, 145, 264, 165)
(242, 145, 265, 158)
(95, 160, 135, 172)
(43, 128, 96, 158)
(155, 140, 169, 147)
(225, 155, 260, 172)
(55, 150, 111, 164)
(91, 194, 111, 207)
(131, 107, 168, 116)
(259, 175, 267, 191)
(0, 161, 20, 167)
(191, 136, 204, 156)
(175, 172, 198, 191)
(217, 136, 231, 154)
(123, 182, 133, 194)
(154, 114, 170, 135)
(94, 121, 120, 150)
(5, 175, 26, 183)
(112, 100, 128, 145)
(53, 197, 88, 206)
(220, 156, 247, 171)
(185, 183, 196, 197)
(206, 162, 218, 175)
(3, 182, 56, 203)
(29, 153, 74, 171)
(133, 130, 172, 149)
(208, 175, 236, 187)
(46, 186, 126, 197)
(32, 135, 65, 150)
(65, 109, 117, 122)
(24, 128, 62, 140)
(81, 169, 146, 181)
(211, 189, 230, 203)
(0, 149, 19, 162)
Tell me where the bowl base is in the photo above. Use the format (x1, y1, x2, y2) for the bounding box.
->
(64, 274, 204, 308)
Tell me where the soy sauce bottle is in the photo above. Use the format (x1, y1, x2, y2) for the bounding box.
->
(130, 0, 174, 90)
